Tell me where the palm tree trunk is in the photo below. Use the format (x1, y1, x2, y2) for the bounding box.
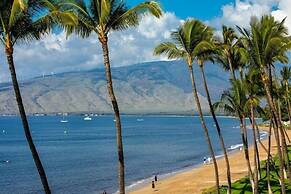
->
(99, 37, 125, 194)
(278, 99, 291, 180)
(199, 64, 231, 193)
(270, 68, 291, 175)
(280, 126, 291, 180)
(267, 120, 273, 194)
(286, 85, 291, 126)
(6, 52, 51, 194)
(227, 57, 236, 81)
(250, 104, 259, 194)
(188, 65, 220, 193)
(274, 82, 291, 181)
(250, 118, 261, 179)
(239, 116, 255, 191)
(239, 67, 244, 81)
(261, 72, 286, 193)
(287, 98, 291, 126)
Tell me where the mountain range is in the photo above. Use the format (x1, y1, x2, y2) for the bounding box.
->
(0, 60, 230, 114)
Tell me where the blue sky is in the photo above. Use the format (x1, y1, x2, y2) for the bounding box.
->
(0, 0, 290, 82)
(128, 0, 232, 20)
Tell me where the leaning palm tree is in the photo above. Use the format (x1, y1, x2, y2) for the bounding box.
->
(214, 80, 256, 192)
(0, 1, 77, 193)
(244, 69, 265, 193)
(195, 40, 232, 193)
(154, 19, 221, 193)
(238, 15, 291, 193)
(64, 1, 162, 193)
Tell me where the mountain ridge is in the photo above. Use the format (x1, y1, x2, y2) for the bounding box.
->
(0, 60, 230, 114)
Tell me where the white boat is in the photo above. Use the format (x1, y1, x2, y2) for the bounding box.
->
(60, 115, 68, 123)
(84, 116, 92, 121)
(137, 119, 144, 122)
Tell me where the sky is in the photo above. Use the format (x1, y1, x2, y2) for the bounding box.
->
(127, 0, 232, 20)
(0, 0, 290, 82)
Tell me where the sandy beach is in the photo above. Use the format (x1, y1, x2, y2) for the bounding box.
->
(130, 127, 291, 194)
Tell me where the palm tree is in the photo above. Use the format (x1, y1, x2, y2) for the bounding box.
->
(154, 19, 221, 193)
(215, 26, 242, 81)
(214, 80, 256, 192)
(273, 68, 291, 178)
(0, 1, 77, 193)
(195, 41, 232, 193)
(238, 15, 291, 193)
(244, 69, 265, 193)
(281, 66, 291, 123)
(64, 1, 162, 193)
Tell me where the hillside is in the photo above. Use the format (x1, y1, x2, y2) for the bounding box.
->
(0, 60, 230, 114)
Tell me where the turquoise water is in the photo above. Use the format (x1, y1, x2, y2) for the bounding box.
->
(0, 115, 263, 194)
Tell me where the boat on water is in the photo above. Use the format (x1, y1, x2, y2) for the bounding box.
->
(84, 116, 92, 121)
(137, 119, 144, 122)
(60, 114, 68, 123)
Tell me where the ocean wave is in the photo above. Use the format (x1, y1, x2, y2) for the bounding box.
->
(125, 178, 150, 191)
(124, 164, 201, 193)
(228, 143, 243, 151)
(259, 131, 268, 140)
(215, 154, 224, 159)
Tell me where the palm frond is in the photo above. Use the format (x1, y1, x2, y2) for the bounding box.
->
(153, 42, 185, 59)
(9, 0, 28, 27)
(107, 1, 162, 32)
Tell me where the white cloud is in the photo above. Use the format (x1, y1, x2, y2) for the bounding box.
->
(0, 12, 181, 82)
(137, 12, 181, 39)
(272, 0, 291, 33)
(2, 2, 291, 83)
(209, 0, 281, 29)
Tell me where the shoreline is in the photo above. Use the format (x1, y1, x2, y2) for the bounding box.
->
(0, 113, 238, 118)
(129, 126, 284, 194)
(125, 151, 232, 193)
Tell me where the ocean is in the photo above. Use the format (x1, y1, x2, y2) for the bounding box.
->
(0, 115, 264, 194)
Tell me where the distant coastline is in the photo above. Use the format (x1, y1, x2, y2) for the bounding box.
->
(0, 112, 237, 118)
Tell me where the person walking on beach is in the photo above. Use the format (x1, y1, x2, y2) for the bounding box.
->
(207, 157, 212, 164)
(155, 175, 158, 182)
(203, 157, 207, 164)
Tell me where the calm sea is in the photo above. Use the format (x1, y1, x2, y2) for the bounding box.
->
(0, 115, 264, 194)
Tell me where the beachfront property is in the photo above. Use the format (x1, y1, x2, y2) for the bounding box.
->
(1, 0, 291, 194)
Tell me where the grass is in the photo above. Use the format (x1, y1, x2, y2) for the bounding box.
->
(202, 146, 291, 194)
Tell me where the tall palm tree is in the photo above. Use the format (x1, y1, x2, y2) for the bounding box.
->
(154, 19, 221, 193)
(273, 68, 291, 178)
(214, 80, 256, 192)
(195, 41, 232, 193)
(64, 1, 162, 193)
(215, 26, 241, 81)
(0, 0, 77, 193)
(244, 69, 265, 193)
(238, 15, 291, 193)
(281, 66, 291, 123)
